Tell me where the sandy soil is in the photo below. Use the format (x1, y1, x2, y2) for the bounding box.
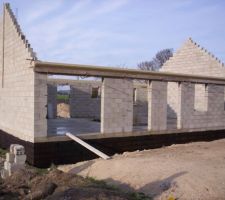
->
(57, 103, 70, 118)
(59, 139, 225, 200)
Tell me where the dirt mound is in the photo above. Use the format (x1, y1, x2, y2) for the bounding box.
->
(0, 168, 135, 200)
(59, 139, 225, 200)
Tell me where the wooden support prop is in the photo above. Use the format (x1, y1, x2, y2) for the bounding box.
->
(66, 133, 110, 160)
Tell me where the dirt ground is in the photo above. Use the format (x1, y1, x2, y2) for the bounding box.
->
(59, 139, 225, 200)
(0, 167, 143, 200)
(57, 103, 70, 118)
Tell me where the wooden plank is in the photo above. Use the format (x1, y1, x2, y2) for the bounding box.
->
(66, 133, 110, 160)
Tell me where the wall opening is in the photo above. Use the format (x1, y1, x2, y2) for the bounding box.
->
(91, 87, 100, 98)
(47, 76, 101, 136)
(57, 84, 71, 118)
(133, 88, 137, 105)
(166, 82, 179, 130)
(224, 87, 225, 110)
(194, 84, 207, 112)
(132, 83, 148, 132)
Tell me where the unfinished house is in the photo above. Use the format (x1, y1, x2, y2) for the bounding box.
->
(0, 4, 225, 167)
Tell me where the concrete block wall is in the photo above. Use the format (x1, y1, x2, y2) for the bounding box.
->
(47, 79, 148, 123)
(47, 77, 225, 133)
(166, 82, 225, 131)
(148, 81, 167, 131)
(224, 87, 225, 110)
(194, 84, 207, 112)
(47, 79, 101, 119)
(70, 81, 101, 119)
(101, 78, 133, 133)
(47, 84, 57, 118)
(34, 73, 47, 138)
(0, 15, 2, 86)
(161, 38, 225, 131)
(161, 38, 225, 78)
(189, 84, 225, 130)
(177, 82, 195, 129)
(0, 4, 39, 142)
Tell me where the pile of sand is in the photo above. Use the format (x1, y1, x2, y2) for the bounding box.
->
(57, 103, 70, 118)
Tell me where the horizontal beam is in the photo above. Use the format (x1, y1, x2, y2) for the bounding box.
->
(34, 61, 225, 85)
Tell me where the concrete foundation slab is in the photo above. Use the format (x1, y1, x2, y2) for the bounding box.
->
(47, 118, 147, 136)
(48, 118, 100, 135)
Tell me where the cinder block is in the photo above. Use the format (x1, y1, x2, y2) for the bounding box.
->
(14, 155, 26, 164)
(6, 153, 14, 163)
(10, 144, 17, 153)
(13, 145, 25, 155)
(8, 163, 25, 176)
(4, 161, 9, 170)
(1, 169, 10, 179)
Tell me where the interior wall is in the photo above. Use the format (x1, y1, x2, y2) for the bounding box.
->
(70, 81, 101, 119)
(47, 79, 102, 120)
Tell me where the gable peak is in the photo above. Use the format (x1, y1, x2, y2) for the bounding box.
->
(3, 3, 37, 60)
(184, 37, 224, 67)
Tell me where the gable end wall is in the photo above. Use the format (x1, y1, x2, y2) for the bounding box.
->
(0, 4, 39, 142)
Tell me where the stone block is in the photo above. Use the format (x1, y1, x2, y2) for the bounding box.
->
(14, 155, 26, 164)
(10, 144, 17, 153)
(4, 161, 9, 170)
(6, 153, 14, 163)
(13, 145, 25, 155)
(8, 163, 24, 176)
(1, 169, 10, 179)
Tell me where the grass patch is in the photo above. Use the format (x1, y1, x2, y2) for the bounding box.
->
(57, 94, 69, 101)
(26, 163, 57, 176)
(86, 177, 152, 200)
(34, 167, 49, 175)
(128, 192, 152, 200)
(86, 177, 119, 191)
(0, 148, 8, 158)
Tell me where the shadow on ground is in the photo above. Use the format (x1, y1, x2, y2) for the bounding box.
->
(68, 160, 95, 174)
(68, 162, 187, 198)
(105, 171, 187, 197)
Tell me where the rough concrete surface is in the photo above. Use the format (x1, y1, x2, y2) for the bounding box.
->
(59, 139, 225, 200)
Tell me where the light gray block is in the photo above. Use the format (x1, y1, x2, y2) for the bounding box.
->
(1, 169, 9, 179)
(6, 153, 15, 163)
(14, 155, 26, 164)
(13, 145, 25, 155)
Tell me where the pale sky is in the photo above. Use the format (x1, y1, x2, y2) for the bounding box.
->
(1, 0, 225, 68)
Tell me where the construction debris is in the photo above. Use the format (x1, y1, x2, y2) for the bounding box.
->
(1, 144, 26, 179)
